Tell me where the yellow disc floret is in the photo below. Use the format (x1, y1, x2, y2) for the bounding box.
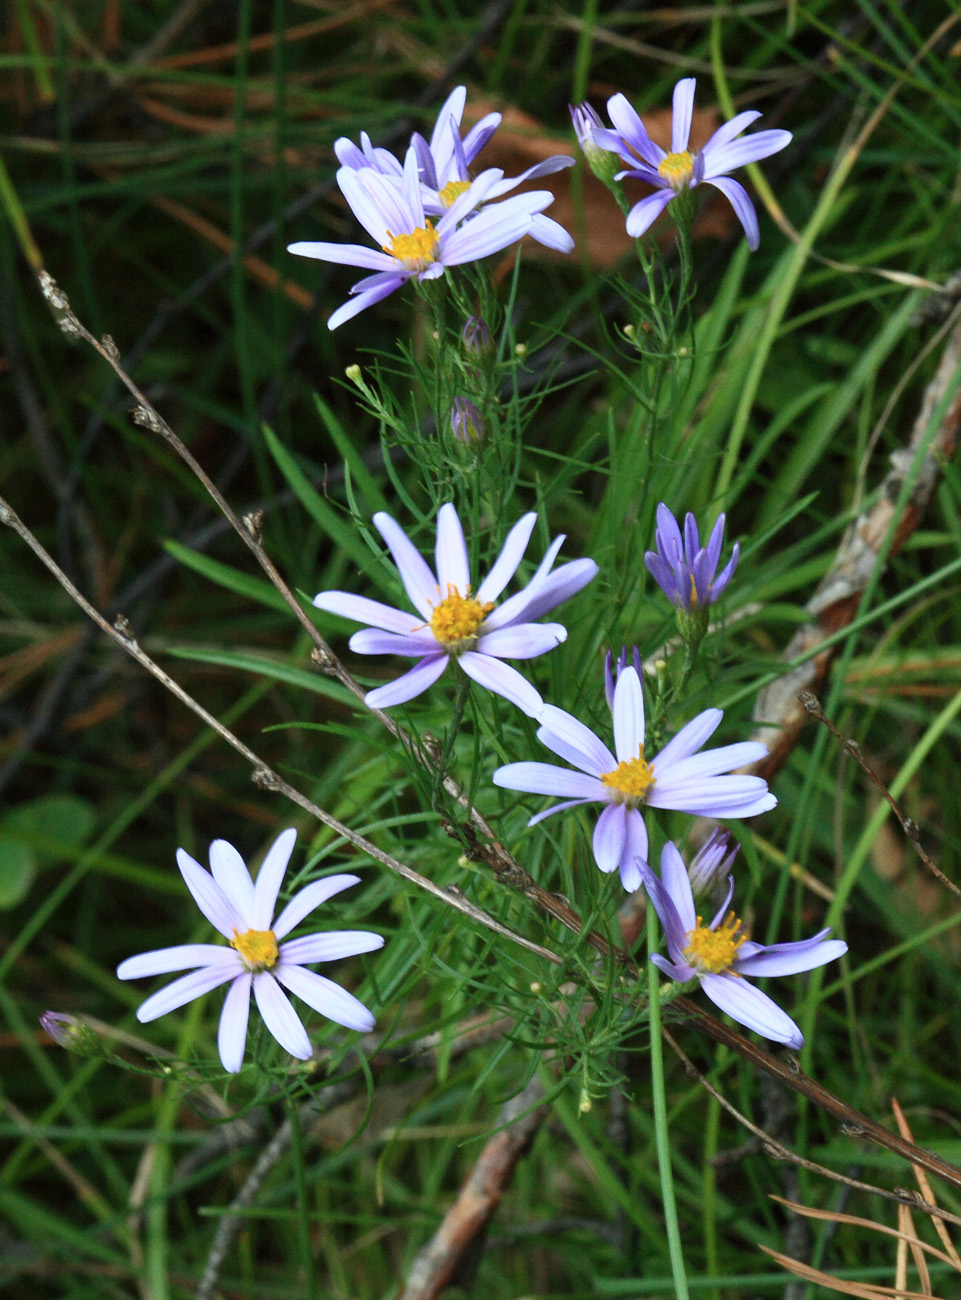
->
(429, 585, 494, 650)
(439, 179, 471, 208)
(383, 222, 441, 271)
(657, 149, 695, 191)
(600, 747, 656, 804)
(683, 912, 746, 975)
(231, 927, 279, 972)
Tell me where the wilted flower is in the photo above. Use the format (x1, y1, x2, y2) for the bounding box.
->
(644, 502, 739, 613)
(493, 664, 775, 890)
(314, 503, 597, 717)
(117, 830, 382, 1074)
(592, 78, 791, 248)
(289, 147, 564, 330)
(642, 842, 847, 1048)
(450, 396, 484, 444)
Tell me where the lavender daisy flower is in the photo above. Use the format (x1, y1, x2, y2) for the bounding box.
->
(592, 78, 792, 248)
(642, 842, 847, 1049)
(492, 664, 775, 891)
(314, 504, 597, 718)
(288, 145, 562, 329)
(117, 830, 383, 1074)
(335, 87, 575, 254)
(644, 502, 739, 613)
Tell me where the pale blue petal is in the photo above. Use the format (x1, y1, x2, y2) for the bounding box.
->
(492, 761, 605, 801)
(430, 86, 467, 152)
(606, 93, 665, 167)
(209, 839, 255, 922)
(176, 849, 243, 939)
(373, 513, 438, 619)
(640, 864, 689, 958)
(281, 932, 384, 965)
(273, 874, 361, 940)
(251, 827, 297, 930)
(620, 809, 649, 888)
(701, 130, 792, 178)
(527, 797, 595, 827)
(475, 624, 565, 659)
(349, 629, 439, 656)
(662, 741, 768, 783)
(117, 944, 238, 979)
(626, 189, 675, 240)
(512, 557, 598, 624)
(458, 652, 543, 717)
(135, 964, 239, 1023)
(658, 841, 696, 933)
(475, 513, 536, 605)
(700, 974, 804, 1049)
(703, 176, 759, 250)
(651, 952, 693, 982)
(461, 112, 500, 163)
(253, 973, 312, 1060)
(217, 973, 251, 1073)
(672, 78, 697, 153)
(440, 207, 532, 265)
(653, 709, 723, 770)
(365, 654, 449, 709)
(312, 591, 420, 635)
(437, 168, 506, 231)
(327, 276, 406, 330)
(275, 965, 376, 1033)
(287, 241, 396, 272)
(485, 155, 574, 198)
(528, 213, 574, 253)
(435, 503, 470, 594)
(613, 666, 646, 762)
(593, 803, 625, 874)
(703, 110, 761, 153)
(734, 936, 847, 978)
(536, 704, 615, 775)
(648, 778, 776, 816)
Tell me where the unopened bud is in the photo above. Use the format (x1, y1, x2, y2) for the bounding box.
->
(450, 396, 484, 445)
(687, 829, 739, 911)
(461, 315, 493, 359)
(40, 1011, 102, 1057)
(345, 364, 362, 385)
(569, 102, 622, 188)
(578, 1090, 593, 1114)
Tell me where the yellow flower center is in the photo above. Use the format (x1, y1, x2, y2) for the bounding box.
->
(382, 222, 440, 271)
(657, 149, 695, 191)
(439, 179, 471, 208)
(231, 927, 279, 972)
(429, 585, 494, 649)
(600, 747, 656, 804)
(682, 912, 746, 975)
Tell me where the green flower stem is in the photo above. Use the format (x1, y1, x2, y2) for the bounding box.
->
(286, 1093, 318, 1300)
(646, 903, 691, 1300)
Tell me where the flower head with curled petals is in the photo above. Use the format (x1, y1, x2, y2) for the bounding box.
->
(288, 145, 566, 330)
(314, 504, 597, 718)
(592, 78, 792, 249)
(493, 664, 775, 891)
(335, 87, 575, 254)
(642, 842, 847, 1049)
(644, 502, 739, 614)
(117, 830, 383, 1074)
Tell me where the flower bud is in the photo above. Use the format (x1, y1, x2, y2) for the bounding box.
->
(687, 829, 739, 911)
(569, 103, 622, 188)
(40, 1011, 102, 1056)
(461, 315, 493, 360)
(450, 397, 484, 445)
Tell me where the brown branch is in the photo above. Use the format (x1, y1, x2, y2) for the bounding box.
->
(397, 1077, 549, 1300)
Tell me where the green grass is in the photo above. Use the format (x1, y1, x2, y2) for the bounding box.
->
(2, 1, 961, 1297)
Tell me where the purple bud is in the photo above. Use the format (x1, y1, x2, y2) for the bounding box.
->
(687, 830, 739, 909)
(461, 316, 493, 359)
(40, 1011, 101, 1055)
(450, 397, 484, 445)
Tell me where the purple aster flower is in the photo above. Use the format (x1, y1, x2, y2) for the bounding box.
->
(492, 664, 775, 891)
(117, 829, 383, 1074)
(592, 78, 792, 248)
(642, 841, 847, 1049)
(288, 145, 562, 330)
(314, 503, 598, 718)
(644, 502, 739, 613)
(335, 87, 575, 254)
